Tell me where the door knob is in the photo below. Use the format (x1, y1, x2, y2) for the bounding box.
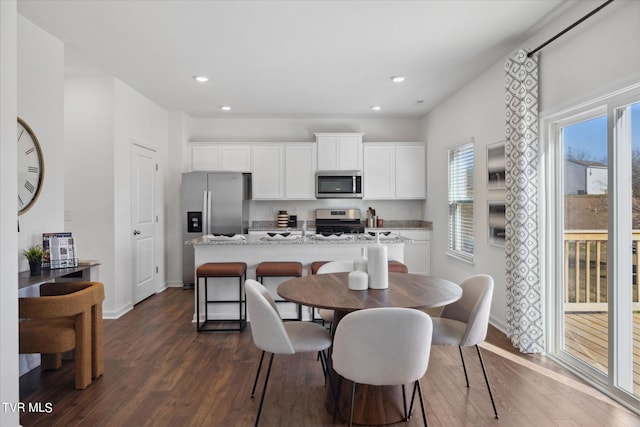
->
(133, 230, 141, 235)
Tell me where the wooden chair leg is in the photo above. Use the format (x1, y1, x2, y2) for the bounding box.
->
(92, 302, 104, 378)
(41, 353, 62, 370)
(75, 310, 92, 390)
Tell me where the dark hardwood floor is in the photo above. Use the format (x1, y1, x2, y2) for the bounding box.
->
(19, 287, 640, 426)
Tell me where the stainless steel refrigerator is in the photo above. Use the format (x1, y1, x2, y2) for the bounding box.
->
(181, 172, 251, 286)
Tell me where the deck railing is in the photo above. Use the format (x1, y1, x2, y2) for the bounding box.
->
(564, 230, 640, 312)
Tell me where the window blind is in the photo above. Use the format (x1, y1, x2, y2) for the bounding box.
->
(448, 141, 474, 262)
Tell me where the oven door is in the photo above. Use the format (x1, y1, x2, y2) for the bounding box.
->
(316, 172, 362, 198)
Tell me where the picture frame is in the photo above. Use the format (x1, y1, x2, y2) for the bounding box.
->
(487, 200, 505, 247)
(487, 141, 506, 190)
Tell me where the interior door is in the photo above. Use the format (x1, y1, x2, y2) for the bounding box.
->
(132, 143, 157, 304)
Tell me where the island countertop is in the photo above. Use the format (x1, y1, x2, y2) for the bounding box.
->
(187, 233, 411, 246)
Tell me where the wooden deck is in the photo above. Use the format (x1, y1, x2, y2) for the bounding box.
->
(565, 311, 640, 394)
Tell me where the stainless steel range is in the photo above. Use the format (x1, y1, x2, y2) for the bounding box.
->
(315, 208, 365, 234)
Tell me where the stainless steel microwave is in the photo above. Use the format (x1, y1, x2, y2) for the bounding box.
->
(316, 171, 363, 199)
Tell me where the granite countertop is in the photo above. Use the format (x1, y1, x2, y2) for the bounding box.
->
(187, 233, 411, 246)
(249, 220, 432, 232)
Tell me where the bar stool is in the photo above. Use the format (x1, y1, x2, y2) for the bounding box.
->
(313, 260, 408, 274)
(196, 262, 247, 332)
(310, 261, 328, 275)
(388, 260, 409, 273)
(256, 261, 303, 320)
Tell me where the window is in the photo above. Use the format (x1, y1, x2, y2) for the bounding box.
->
(448, 139, 474, 262)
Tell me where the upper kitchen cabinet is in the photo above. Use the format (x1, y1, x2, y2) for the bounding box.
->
(191, 143, 252, 172)
(363, 142, 426, 200)
(251, 143, 317, 200)
(395, 144, 426, 199)
(315, 133, 363, 171)
(285, 143, 317, 199)
(252, 144, 285, 200)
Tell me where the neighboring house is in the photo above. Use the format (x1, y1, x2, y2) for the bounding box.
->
(565, 158, 608, 195)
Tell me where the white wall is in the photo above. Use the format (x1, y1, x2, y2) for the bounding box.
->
(421, 0, 640, 331)
(190, 117, 423, 142)
(113, 79, 169, 313)
(64, 75, 116, 308)
(16, 13, 65, 374)
(0, 2, 19, 425)
(166, 111, 193, 286)
(17, 15, 64, 271)
(65, 74, 168, 317)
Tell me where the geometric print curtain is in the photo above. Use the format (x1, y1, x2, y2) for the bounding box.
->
(504, 49, 544, 353)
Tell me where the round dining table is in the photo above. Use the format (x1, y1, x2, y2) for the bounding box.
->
(278, 271, 462, 426)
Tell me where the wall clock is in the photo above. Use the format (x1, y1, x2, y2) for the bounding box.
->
(17, 117, 44, 215)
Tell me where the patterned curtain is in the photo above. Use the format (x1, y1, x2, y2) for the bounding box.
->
(504, 49, 543, 353)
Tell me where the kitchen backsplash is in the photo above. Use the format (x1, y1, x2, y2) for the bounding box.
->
(249, 199, 426, 223)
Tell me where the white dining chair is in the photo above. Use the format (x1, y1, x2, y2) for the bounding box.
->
(244, 279, 333, 427)
(431, 274, 499, 419)
(315, 260, 355, 326)
(332, 307, 433, 426)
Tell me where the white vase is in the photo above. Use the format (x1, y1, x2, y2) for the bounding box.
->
(348, 270, 368, 290)
(354, 247, 368, 272)
(367, 244, 388, 289)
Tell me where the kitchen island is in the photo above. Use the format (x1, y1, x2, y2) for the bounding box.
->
(188, 234, 406, 322)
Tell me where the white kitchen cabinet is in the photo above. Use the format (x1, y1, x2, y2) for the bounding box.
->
(251, 145, 284, 199)
(251, 143, 316, 200)
(395, 144, 426, 199)
(363, 144, 395, 199)
(398, 230, 431, 275)
(364, 228, 431, 274)
(191, 144, 252, 172)
(363, 142, 426, 200)
(315, 133, 363, 171)
(285, 143, 317, 199)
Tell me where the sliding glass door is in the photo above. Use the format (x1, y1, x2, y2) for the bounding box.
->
(546, 87, 640, 410)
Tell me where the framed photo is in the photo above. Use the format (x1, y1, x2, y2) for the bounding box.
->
(487, 141, 505, 190)
(487, 200, 505, 247)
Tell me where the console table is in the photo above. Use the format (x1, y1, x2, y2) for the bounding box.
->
(19, 261, 101, 290)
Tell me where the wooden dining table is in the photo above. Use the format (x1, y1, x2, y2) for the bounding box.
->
(278, 271, 462, 426)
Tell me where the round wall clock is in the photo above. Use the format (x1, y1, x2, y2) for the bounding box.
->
(17, 117, 44, 215)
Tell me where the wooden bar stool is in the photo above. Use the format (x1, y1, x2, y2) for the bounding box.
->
(256, 261, 303, 320)
(388, 260, 409, 273)
(196, 262, 247, 332)
(310, 261, 328, 275)
(313, 260, 408, 274)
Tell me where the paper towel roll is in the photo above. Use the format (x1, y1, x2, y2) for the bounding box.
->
(348, 270, 368, 290)
(367, 245, 388, 289)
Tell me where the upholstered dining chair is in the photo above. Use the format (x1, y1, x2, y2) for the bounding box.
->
(38, 281, 105, 379)
(431, 274, 499, 419)
(332, 307, 433, 427)
(19, 282, 101, 389)
(315, 260, 355, 327)
(245, 279, 333, 427)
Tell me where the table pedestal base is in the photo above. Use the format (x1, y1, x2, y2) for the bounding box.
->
(325, 378, 411, 425)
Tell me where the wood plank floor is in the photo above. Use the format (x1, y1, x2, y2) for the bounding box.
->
(19, 288, 640, 426)
(565, 312, 640, 391)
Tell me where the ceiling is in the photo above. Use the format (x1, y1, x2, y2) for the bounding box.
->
(18, 0, 570, 119)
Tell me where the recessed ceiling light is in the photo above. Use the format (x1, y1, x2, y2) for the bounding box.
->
(371, 105, 382, 111)
(390, 76, 405, 83)
(194, 76, 209, 83)
(220, 106, 231, 111)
